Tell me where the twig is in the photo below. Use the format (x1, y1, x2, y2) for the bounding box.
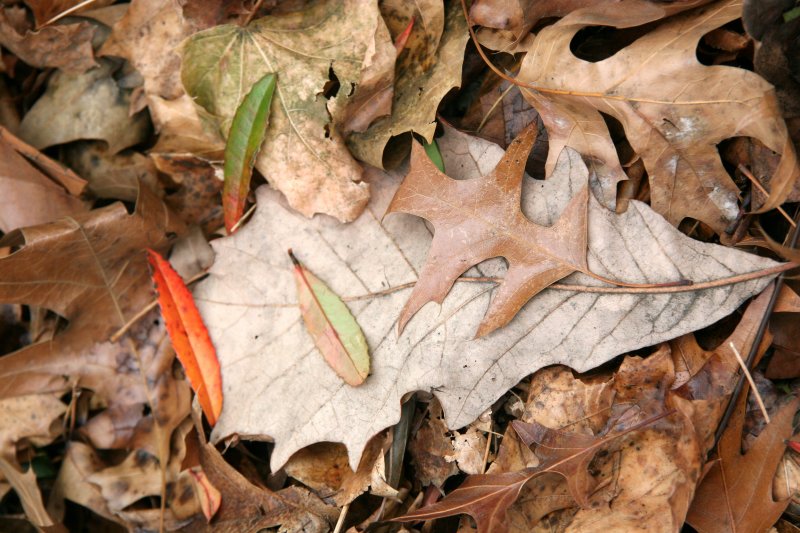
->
(714, 205, 800, 445)
(729, 341, 770, 424)
(477, 83, 515, 134)
(738, 164, 796, 228)
(0, 126, 86, 195)
(333, 503, 349, 533)
(229, 203, 258, 234)
(243, 0, 265, 26)
(109, 271, 208, 343)
(40, 0, 99, 27)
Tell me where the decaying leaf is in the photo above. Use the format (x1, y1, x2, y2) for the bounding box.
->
(18, 59, 150, 154)
(194, 129, 780, 470)
(687, 388, 800, 533)
(188, 438, 336, 533)
(409, 402, 460, 487)
(181, 0, 379, 222)
(0, 9, 96, 73)
(0, 459, 57, 528)
(152, 153, 224, 235)
(0, 185, 184, 406)
(329, 10, 396, 135)
(188, 467, 221, 522)
(0, 134, 86, 233)
(223, 73, 276, 233)
(396, 412, 667, 533)
(290, 250, 370, 387)
(99, 0, 193, 100)
(0, 394, 65, 459)
(99, 0, 226, 156)
(148, 249, 223, 425)
(513, 0, 799, 231)
(348, 0, 468, 168)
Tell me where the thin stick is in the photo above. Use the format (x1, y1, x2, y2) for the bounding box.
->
(110, 271, 208, 342)
(729, 342, 770, 424)
(480, 429, 492, 475)
(476, 84, 515, 134)
(41, 0, 100, 27)
(714, 205, 800, 445)
(333, 503, 350, 533)
(738, 164, 796, 228)
(243, 0, 265, 26)
(0, 126, 86, 195)
(229, 203, 258, 234)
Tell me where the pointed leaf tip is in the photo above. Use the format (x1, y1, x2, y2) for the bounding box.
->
(290, 251, 370, 386)
(147, 249, 223, 426)
(223, 72, 277, 233)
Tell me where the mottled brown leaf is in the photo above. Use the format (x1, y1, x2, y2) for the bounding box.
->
(687, 388, 800, 533)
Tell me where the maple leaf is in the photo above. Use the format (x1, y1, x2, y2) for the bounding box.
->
(180, 0, 383, 222)
(686, 388, 800, 533)
(508, 0, 799, 232)
(194, 128, 782, 470)
(387, 123, 589, 336)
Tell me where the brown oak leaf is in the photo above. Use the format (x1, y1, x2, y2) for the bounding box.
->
(686, 387, 800, 533)
(388, 123, 588, 336)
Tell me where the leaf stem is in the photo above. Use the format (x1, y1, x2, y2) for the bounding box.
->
(344, 262, 796, 302)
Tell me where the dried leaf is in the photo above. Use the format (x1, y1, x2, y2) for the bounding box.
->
(397, 413, 666, 533)
(181, 0, 378, 222)
(0, 460, 57, 528)
(148, 249, 222, 425)
(0, 135, 86, 233)
(0, 394, 65, 460)
(192, 439, 336, 533)
(23, 0, 113, 27)
(100, 0, 195, 100)
(0, 185, 184, 406)
(0, 10, 96, 73)
(194, 129, 779, 470)
(348, 0, 467, 168)
(19, 59, 150, 154)
(330, 12, 396, 135)
(409, 402, 460, 487)
(290, 250, 369, 387)
(63, 142, 160, 202)
(189, 467, 221, 522)
(152, 153, 224, 235)
(686, 389, 800, 532)
(223, 73, 276, 233)
(514, 0, 799, 231)
(388, 124, 590, 336)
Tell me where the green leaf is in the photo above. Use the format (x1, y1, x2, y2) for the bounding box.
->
(423, 138, 445, 172)
(289, 250, 369, 386)
(223, 73, 276, 233)
(180, 0, 384, 222)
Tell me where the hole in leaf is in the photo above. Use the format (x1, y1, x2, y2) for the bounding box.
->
(321, 67, 340, 99)
(696, 19, 752, 68)
(570, 22, 660, 62)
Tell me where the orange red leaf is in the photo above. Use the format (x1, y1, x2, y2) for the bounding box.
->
(147, 249, 222, 426)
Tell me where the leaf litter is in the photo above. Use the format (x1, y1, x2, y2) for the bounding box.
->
(0, 0, 800, 531)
